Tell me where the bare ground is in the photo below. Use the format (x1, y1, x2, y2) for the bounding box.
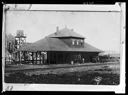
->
(4, 62, 120, 85)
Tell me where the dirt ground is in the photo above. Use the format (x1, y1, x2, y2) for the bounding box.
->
(4, 62, 120, 85)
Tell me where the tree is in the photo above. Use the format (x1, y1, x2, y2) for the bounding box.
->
(6, 34, 16, 54)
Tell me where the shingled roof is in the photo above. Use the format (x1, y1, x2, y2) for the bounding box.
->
(47, 26, 85, 39)
(18, 37, 102, 52)
(18, 27, 102, 52)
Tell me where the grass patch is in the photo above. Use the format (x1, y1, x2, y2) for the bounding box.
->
(5, 71, 119, 85)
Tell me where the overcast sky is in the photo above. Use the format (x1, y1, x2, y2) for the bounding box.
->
(5, 5, 121, 53)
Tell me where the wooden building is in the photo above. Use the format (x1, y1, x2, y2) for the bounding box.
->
(15, 26, 102, 64)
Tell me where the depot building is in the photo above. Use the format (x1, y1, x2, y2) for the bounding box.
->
(15, 26, 102, 64)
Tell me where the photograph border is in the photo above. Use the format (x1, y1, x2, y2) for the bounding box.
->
(2, 3, 126, 93)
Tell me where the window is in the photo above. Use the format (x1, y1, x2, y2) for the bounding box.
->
(80, 40, 83, 45)
(72, 40, 75, 45)
(72, 39, 84, 46)
(76, 40, 79, 45)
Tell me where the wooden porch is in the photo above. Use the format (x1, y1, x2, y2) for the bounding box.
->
(13, 51, 99, 65)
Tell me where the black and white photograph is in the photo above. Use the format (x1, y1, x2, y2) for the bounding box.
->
(2, 3, 125, 93)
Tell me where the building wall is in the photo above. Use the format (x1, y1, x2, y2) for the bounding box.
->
(47, 51, 99, 64)
(13, 51, 99, 64)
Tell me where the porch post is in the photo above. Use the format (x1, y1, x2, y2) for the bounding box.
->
(32, 52, 33, 64)
(23, 51, 25, 64)
(40, 51, 41, 64)
(48, 52, 50, 64)
(55, 52, 57, 64)
(19, 51, 21, 64)
(62, 52, 64, 64)
(56, 52, 58, 64)
(36, 52, 37, 64)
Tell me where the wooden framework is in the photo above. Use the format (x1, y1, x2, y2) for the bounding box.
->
(14, 51, 99, 64)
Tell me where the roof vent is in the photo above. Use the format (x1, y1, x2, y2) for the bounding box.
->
(71, 29, 74, 31)
(56, 26, 59, 32)
(55, 32, 57, 35)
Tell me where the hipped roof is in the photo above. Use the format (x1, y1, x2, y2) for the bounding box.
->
(47, 27, 85, 39)
(18, 27, 102, 52)
(18, 37, 102, 52)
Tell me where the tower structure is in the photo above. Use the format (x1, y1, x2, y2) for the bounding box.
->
(15, 30, 26, 63)
(15, 30, 26, 49)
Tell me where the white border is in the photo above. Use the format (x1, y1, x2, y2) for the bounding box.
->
(2, 3, 126, 93)
(6, 4, 120, 11)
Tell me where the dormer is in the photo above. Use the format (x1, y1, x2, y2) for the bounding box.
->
(72, 38, 84, 47)
(47, 26, 85, 48)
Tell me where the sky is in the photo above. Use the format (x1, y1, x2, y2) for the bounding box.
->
(5, 5, 121, 53)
